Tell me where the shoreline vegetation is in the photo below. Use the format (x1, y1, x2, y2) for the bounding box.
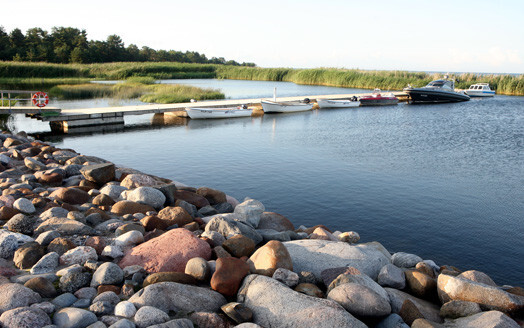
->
(1, 62, 523, 101)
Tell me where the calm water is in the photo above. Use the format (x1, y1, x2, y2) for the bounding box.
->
(10, 80, 524, 286)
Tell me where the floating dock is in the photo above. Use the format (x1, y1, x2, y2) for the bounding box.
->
(2, 91, 408, 133)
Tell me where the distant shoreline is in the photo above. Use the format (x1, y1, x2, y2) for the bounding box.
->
(1, 61, 523, 97)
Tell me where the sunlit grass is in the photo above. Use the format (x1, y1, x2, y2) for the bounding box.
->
(49, 80, 224, 103)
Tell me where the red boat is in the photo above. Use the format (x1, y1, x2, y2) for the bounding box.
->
(359, 89, 399, 106)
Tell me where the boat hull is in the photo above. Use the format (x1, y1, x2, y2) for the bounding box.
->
(406, 89, 470, 103)
(317, 99, 360, 109)
(186, 107, 253, 119)
(466, 90, 495, 97)
(261, 100, 314, 113)
(359, 98, 398, 106)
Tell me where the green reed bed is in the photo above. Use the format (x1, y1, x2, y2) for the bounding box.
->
(216, 66, 524, 95)
(140, 84, 224, 104)
(49, 80, 224, 104)
(0, 77, 92, 90)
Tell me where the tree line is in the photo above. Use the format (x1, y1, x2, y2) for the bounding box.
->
(0, 26, 256, 66)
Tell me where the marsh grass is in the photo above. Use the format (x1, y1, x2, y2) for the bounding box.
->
(140, 84, 224, 103)
(2, 61, 523, 96)
(216, 67, 524, 95)
(0, 77, 92, 89)
(50, 80, 224, 103)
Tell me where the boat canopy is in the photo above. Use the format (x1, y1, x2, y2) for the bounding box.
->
(426, 80, 454, 90)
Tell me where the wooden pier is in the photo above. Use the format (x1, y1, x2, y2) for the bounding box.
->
(4, 91, 408, 133)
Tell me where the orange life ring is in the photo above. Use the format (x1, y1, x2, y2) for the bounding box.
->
(32, 92, 49, 108)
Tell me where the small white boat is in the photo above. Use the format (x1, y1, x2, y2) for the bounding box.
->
(261, 100, 314, 113)
(185, 106, 252, 119)
(260, 87, 314, 113)
(466, 83, 495, 97)
(317, 97, 360, 109)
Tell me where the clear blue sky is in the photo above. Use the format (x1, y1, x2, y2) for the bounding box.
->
(3, 0, 523, 73)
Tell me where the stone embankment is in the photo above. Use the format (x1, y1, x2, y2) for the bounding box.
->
(0, 131, 523, 328)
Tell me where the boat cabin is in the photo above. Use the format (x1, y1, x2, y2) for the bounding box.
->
(426, 80, 455, 90)
(468, 83, 491, 91)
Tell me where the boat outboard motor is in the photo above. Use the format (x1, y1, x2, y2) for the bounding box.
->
(303, 98, 310, 104)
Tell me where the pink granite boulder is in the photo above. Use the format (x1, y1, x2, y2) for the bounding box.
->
(118, 228, 211, 273)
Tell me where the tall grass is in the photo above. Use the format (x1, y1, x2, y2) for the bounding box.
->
(2, 61, 523, 95)
(49, 81, 224, 104)
(140, 85, 224, 103)
(216, 66, 524, 96)
(0, 77, 92, 90)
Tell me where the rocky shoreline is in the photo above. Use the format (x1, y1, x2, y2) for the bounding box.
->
(0, 131, 523, 328)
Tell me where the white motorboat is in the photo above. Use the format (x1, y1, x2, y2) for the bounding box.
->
(466, 83, 495, 97)
(185, 105, 252, 119)
(260, 87, 314, 113)
(261, 99, 314, 113)
(317, 96, 360, 109)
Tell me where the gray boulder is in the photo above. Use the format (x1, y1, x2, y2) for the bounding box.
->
(125, 187, 166, 210)
(391, 252, 423, 268)
(134, 306, 169, 328)
(148, 318, 194, 328)
(233, 198, 264, 228)
(24, 157, 47, 171)
(440, 300, 482, 319)
(283, 239, 391, 280)
(90, 262, 124, 287)
(80, 163, 115, 185)
(31, 252, 60, 274)
(53, 307, 97, 328)
(35, 218, 95, 235)
(386, 288, 443, 323)
(0, 233, 18, 259)
(39, 207, 70, 221)
(328, 283, 391, 317)
(0, 283, 42, 313)
(238, 274, 366, 328)
(204, 215, 262, 245)
(0, 306, 51, 328)
(378, 263, 406, 289)
(35, 231, 61, 246)
(376, 313, 409, 328)
(413, 310, 520, 328)
(13, 198, 36, 214)
(128, 282, 226, 313)
(437, 273, 524, 312)
(7, 213, 36, 235)
(100, 184, 127, 200)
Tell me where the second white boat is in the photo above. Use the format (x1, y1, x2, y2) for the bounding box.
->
(317, 97, 360, 109)
(185, 106, 253, 119)
(261, 100, 314, 113)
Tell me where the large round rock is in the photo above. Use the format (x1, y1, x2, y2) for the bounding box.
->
(283, 240, 391, 280)
(119, 228, 211, 273)
(0, 306, 51, 328)
(0, 283, 42, 313)
(238, 274, 366, 328)
(125, 187, 166, 210)
(52, 307, 97, 328)
(129, 281, 227, 313)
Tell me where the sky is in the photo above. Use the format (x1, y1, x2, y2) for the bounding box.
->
(2, 0, 523, 73)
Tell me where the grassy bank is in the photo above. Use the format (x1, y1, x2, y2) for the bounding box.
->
(1, 61, 522, 96)
(215, 67, 524, 96)
(49, 79, 224, 104)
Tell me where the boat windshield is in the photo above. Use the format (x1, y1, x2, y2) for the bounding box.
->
(426, 80, 453, 89)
